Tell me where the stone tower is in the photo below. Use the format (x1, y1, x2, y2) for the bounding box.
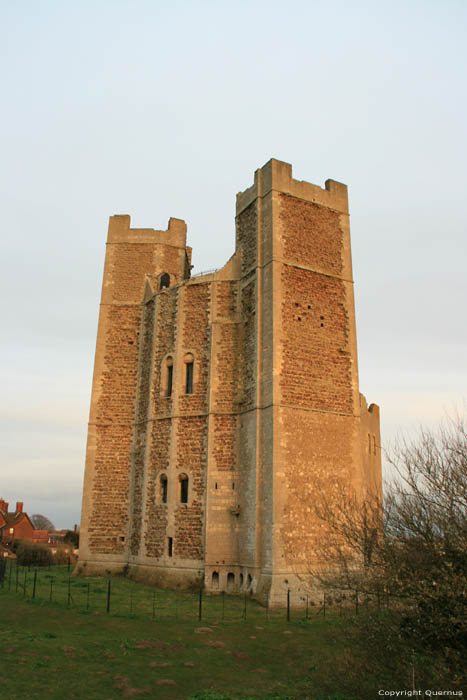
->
(78, 159, 382, 605)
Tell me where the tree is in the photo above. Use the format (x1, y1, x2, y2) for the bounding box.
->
(310, 412, 467, 662)
(63, 530, 79, 547)
(31, 514, 55, 531)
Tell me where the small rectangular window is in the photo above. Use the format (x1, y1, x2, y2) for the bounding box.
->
(167, 537, 173, 557)
(161, 476, 168, 504)
(180, 478, 188, 504)
(167, 365, 173, 397)
(185, 362, 193, 394)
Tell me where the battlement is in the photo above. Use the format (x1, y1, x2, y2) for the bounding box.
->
(236, 158, 348, 216)
(107, 215, 187, 247)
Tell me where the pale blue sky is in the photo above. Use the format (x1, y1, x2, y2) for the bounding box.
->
(1, 0, 466, 528)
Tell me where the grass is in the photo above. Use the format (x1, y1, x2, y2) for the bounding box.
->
(0, 564, 454, 699)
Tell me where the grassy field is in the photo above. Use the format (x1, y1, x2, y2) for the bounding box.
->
(0, 565, 453, 700)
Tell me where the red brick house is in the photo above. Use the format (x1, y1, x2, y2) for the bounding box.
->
(0, 499, 42, 550)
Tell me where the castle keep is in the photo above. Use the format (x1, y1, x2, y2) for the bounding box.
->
(78, 159, 382, 605)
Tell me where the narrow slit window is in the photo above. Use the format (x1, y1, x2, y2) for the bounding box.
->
(167, 537, 173, 557)
(180, 474, 189, 504)
(185, 361, 193, 394)
(167, 364, 173, 397)
(160, 474, 168, 504)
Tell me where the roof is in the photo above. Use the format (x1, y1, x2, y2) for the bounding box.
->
(0, 512, 34, 529)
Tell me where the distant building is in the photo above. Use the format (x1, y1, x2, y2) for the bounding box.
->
(0, 500, 36, 549)
(0, 499, 55, 555)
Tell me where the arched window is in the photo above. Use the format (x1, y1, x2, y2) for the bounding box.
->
(212, 571, 219, 590)
(184, 353, 194, 395)
(159, 273, 170, 289)
(160, 474, 168, 504)
(247, 574, 252, 589)
(179, 473, 189, 504)
(227, 572, 235, 591)
(240, 573, 244, 588)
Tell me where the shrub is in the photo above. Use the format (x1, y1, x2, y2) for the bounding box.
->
(16, 541, 52, 567)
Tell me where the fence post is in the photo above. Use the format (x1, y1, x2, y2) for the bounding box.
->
(152, 590, 156, 620)
(49, 577, 54, 602)
(86, 582, 90, 611)
(23, 569, 27, 597)
(355, 587, 359, 615)
(323, 591, 326, 617)
(32, 570, 37, 599)
(243, 593, 247, 622)
(106, 579, 111, 613)
(129, 586, 133, 615)
(222, 590, 225, 621)
(305, 595, 309, 620)
(8, 559, 12, 591)
(286, 589, 290, 622)
(67, 578, 71, 607)
(15, 564, 19, 593)
(198, 587, 203, 621)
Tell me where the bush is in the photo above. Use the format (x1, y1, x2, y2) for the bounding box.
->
(16, 541, 52, 567)
(310, 412, 467, 677)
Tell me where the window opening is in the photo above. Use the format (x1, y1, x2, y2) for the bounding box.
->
(167, 537, 173, 557)
(373, 436, 377, 455)
(212, 571, 219, 589)
(185, 361, 193, 394)
(180, 474, 189, 504)
(247, 574, 252, 588)
(160, 474, 168, 504)
(227, 572, 235, 591)
(167, 364, 173, 397)
(160, 273, 170, 289)
(240, 573, 244, 588)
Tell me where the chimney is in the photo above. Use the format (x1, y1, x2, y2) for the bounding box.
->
(15, 502, 23, 514)
(0, 499, 8, 514)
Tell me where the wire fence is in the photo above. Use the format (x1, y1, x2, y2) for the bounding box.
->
(0, 558, 401, 624)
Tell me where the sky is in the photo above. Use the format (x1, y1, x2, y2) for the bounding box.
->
(1, 0, 466, 529)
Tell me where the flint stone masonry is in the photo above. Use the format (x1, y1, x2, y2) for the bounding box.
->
(78, 158, 382, 606)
